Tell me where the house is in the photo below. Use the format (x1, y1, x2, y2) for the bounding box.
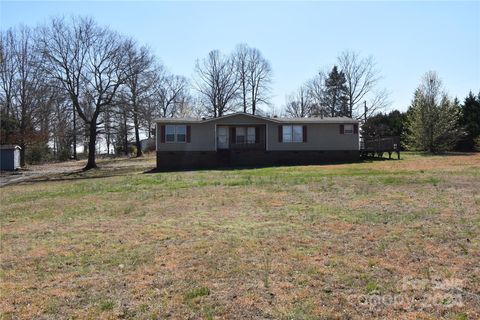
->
(0, 145, 21, 171)
(155, 112, 359, 170)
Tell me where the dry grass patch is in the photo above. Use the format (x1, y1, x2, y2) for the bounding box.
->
(1, 153, 479, 319)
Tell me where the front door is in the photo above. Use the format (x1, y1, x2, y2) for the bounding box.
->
(217, 126, 229, 149)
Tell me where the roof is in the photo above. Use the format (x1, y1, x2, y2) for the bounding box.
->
(155, 112, 359, 124)
(0, 145, 21, 150)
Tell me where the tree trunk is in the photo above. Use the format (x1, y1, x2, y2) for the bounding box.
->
(251, 87, 256, 115)
(84, 119, 98, 170)
(72, 106, 77, 160)
(242, 83, 247, 113)
(106, 133, 110, 155)
(19, 143, 26, 167)
(123, 112, 128, 156)
(133, 105, 142, 157)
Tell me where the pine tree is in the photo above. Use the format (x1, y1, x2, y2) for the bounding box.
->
(457, 91, 480, 151)
(322, 66, 349, 117)
(405, 72, 462, 152)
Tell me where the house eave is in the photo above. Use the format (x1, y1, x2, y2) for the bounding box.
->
(154, 112, 360, 124)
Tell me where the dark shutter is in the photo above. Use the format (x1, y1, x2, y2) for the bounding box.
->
(353, 123, 358, 134)
(160, 125, 165, 143)
(230, 127, 236, 144)
(255, 127, 260, 144)
(278, 125, 283, 142)
(302, 125, 307, 142)
(340, 124, 344, 134)
(186, 125, 191, 142)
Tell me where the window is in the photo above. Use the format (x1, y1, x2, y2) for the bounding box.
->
(292, 125, 303, 142)
(236, 127, 246, 144)
(344, 124, 354, 134)
(247, 127, 256, 144)
(176, 125, 186, 142)
(166, 125, 175, 142)
(282, 125, 303, 143)
(165, 125, 187, 143)
(283, 125, 292, 142)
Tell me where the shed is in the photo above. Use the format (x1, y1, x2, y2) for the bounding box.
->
(0, 145, 21, 171)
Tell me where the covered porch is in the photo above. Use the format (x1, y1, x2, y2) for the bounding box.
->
(216, 124, 267, 151)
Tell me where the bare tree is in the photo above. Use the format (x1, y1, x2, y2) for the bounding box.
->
(0, 26, 50, 166)
(140, 66, 190, 138)
(155, 74, 189, 118)
(338, 50, 388, 118)
(285, 85, 312, 118)
(194, 50, 239, 117)
(234, 44, 249, 113)
(233, 44, 272, 115)
(122, 40, 155, 157)
(247, 47, 272, 115)
(174, 93, 197, 118)
(50, 91, 74, 160)
(363, 89, 390, 120)
(0, 30, 16, 118)
(40, 17, 128, 169)
(306, 71, 326, 117)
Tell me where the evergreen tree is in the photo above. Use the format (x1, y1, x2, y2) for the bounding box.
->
(322, 66, 349, 117)
(405, 72, 462, 152)
(457, 91, 480, 151)
(362, 110, 407, 140)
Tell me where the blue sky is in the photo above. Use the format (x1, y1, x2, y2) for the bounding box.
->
(1, 1, 479, 112)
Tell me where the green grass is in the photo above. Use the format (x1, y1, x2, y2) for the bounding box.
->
(98, 300, 114, 311)
(1, 152, 479, 319)
(184, 287, 210, 301)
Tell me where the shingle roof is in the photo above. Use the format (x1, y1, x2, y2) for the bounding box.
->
(155, 112, 358, 124)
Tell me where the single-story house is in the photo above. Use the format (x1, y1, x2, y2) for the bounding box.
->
(0, 145, 21, 171)
(155, 112, 359, 170)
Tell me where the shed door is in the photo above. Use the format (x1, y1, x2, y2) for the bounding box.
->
(217, 126, 229, 149)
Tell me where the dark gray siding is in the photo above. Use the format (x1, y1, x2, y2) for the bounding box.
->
(0, 149, 18, 171)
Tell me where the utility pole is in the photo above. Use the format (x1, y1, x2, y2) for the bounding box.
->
(364, 101, 368, 123)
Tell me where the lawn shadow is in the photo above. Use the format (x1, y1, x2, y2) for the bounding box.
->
(1, 166, 147, 187)
(410, 151, 479, 157)
(143, 158, 377, 174)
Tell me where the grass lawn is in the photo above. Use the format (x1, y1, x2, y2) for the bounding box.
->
(1, 153, 479, 319)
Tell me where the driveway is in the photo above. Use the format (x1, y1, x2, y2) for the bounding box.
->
(0, 155, 157, 187)
(0, 160, 87, 187)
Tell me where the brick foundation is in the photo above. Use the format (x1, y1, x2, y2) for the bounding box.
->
(156, 150, 359, 171)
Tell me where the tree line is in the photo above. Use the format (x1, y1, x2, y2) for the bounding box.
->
(1, 16, 478, 169)
(285, 52, 389, 119)
(1, 17, 190, 168)
(1, 17, 279, 169)
(363, 72, 480, 152)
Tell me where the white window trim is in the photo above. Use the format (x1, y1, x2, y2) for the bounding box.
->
(165, 124, 187, 143)
(282, 125, 303, 143)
